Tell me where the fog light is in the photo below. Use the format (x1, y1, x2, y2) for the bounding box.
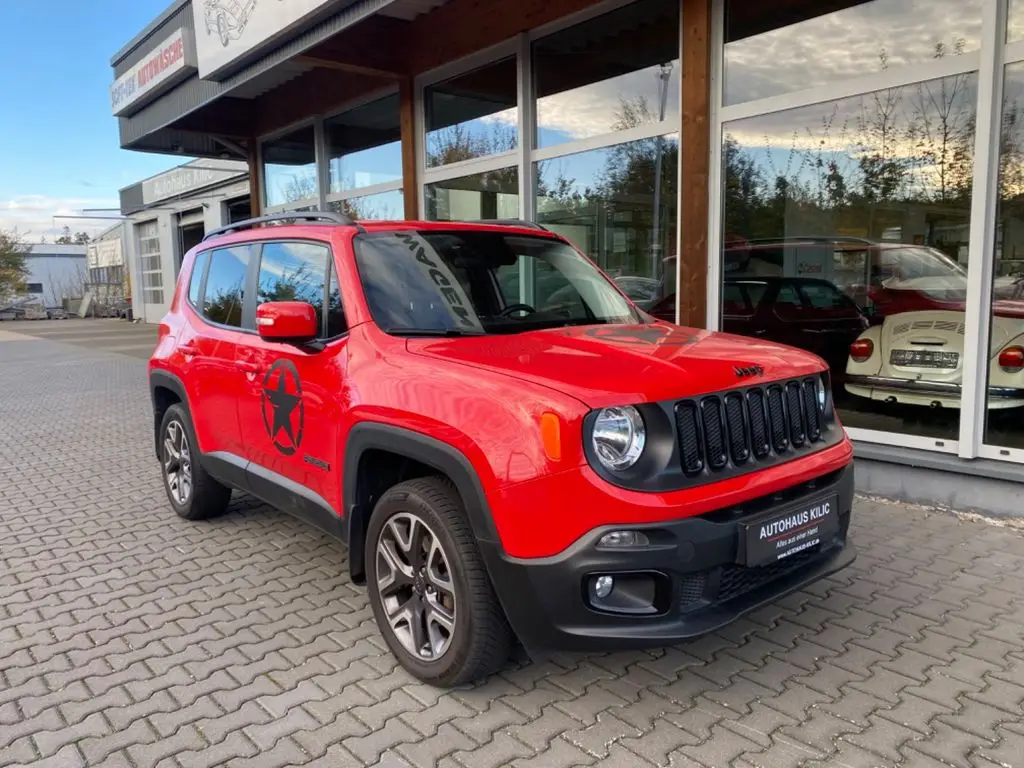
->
(594, 575, 614, 598)
(598, 530, 650, 548)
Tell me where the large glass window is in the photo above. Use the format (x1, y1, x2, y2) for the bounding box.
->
(425, 58, 517, 167)
(536, 135, 678, 312)
(985, 61, 1024, 450)
(326, 94, 402, 193)
(188, 250, 209, 307)
(262, 125, 318, 208)
(203, 246, 250, 328)
(329, 189, 404, 221)
(724, 0, 983, 106)
(533, 0, 679, 148)
(719, 70, 978, 441)
(1011, 0, 1024, 43)
(425, 168, 519, 221)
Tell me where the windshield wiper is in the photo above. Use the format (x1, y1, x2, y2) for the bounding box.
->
(384, 327, 486, 337)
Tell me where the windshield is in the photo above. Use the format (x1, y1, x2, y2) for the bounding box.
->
(353, 230, 642, 335)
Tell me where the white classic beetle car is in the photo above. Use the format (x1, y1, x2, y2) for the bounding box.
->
(843, 257, 1024, 410)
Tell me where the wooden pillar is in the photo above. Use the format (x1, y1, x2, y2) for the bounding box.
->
(679, 0, 712, 328)
(247, 140, 262, 218)
(399, 76, 419, 219)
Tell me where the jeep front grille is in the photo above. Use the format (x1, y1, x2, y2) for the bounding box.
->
(674, 377, 828, 478)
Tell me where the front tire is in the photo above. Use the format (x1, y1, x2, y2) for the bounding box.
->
(159, 403, 231, 521)
(365, 477, 513, 687)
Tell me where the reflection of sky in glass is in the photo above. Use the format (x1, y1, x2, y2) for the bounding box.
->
(537, 63, 679, 148)
(205, 247, 248, 298)
(724, 71, 978, 199)
(725, 0, 983, 106)
(330, 190, 405, 221)
(1011, 0, 1024, 42)
(265, 163, 317, 207)
(329, 142, 402, 193)
(426, 112, 517, 167)
(257, 243, 327, 306)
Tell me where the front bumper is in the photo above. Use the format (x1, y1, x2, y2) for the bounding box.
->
(482, 461, 855, 656)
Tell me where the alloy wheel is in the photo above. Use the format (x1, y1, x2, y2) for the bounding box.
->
(375, 512, 457, 661)
(163, 420, 193, 505)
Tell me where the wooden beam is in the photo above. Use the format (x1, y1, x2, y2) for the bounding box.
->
(248, 140, 262, 218)
(399, 76, 419, 219)
(294, 55, 402, 81)
(406, 0, 596, 74)
(252, 68, 382, 136)
(678, 0, 711, 328)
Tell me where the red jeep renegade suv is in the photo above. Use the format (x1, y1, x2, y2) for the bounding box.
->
(148, 211, 856, 687)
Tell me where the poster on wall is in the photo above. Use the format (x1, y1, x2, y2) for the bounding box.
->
(192, 0, 339, 79)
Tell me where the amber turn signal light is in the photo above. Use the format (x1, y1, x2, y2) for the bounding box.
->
(540, 412, 561, 461)
(998, 346, 1024, 373)
(849, 338, 874, 363)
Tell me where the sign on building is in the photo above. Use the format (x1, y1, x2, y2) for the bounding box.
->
(110, 29, 196, 117)
(141, 159, 248, 205)
(192, 0, 338, 79)
(87, 239, 124, 269)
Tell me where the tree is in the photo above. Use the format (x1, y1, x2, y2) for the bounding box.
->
(55, 226, 73, 244)
(0, 228, 30, 302)
(74, 232, 91, 244)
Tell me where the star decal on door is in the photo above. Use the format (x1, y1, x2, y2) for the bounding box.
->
(261, 359, 305, 456)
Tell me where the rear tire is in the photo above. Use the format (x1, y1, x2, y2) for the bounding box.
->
(159, 403, 231, 521)
(365, 476, 513, 687)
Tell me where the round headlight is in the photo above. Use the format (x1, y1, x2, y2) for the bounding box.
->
(592, 406, 646, 471)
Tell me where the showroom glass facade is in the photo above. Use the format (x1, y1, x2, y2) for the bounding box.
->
(260, 91, 405, 219)
(708, 0, 1023, 462)
(418, 0, 680, 308)
(248, 0, 1024, 466)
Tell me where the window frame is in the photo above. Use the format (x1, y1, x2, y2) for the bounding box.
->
(706, 0, 1011, 461)
(251, 238, 349, 343)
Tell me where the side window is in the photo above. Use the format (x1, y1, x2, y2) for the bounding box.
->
(773, 282, 804, 321)
(722, 283, 753, 316)
(257, 241, 345, 339)
(203, 246, 250, 328)
(188, 250, 210, 307)
(326, 263, 347, 338)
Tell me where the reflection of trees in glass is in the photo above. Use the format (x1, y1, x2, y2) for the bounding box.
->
(205, 287, 243, 326)
(426, 120, 517, 167)
(258, 262, 320, 306)
(722, 52, 978, 255)
(335, 195, 401, 221)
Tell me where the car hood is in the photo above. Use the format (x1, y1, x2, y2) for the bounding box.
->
(406, 322, 827, 408)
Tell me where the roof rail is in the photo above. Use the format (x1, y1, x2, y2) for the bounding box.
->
(462, 218, 548, 231)
(202, 210, 362, 241)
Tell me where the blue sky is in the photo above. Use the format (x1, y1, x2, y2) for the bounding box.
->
(0, 0, 179, 241)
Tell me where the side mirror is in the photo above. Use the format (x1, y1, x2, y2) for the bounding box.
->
(256, 301, 318, 343)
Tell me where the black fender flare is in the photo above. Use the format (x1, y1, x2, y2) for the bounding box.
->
(149, 370, 190, 460)
(342, 422, 500, 581)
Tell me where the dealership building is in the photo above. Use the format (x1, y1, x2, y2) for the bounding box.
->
(110, 0, 1024, 512)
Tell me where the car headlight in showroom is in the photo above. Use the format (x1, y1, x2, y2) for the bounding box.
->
(592, 405, 646, 471)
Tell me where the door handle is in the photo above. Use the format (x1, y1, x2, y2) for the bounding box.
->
(236, 360, 260, 373)
(179, 344, 199, 355)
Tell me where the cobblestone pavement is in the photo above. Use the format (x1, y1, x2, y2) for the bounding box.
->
(2, 331, 1024, 768)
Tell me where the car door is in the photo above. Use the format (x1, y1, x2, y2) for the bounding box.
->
(182, 243, 253, 462)
(235, 239, 349, 525)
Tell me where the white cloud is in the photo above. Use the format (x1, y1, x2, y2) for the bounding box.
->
(0, 195, 120, 243)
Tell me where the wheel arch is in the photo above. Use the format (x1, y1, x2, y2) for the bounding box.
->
(343, 422, 499, 584)
(149, 370, 190, 461)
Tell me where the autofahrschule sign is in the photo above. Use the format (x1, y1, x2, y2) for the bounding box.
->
(110, 29, 196, 117)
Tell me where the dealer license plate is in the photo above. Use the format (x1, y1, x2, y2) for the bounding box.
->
(738, 495, 839, 567)
(890, 349, 959, 369)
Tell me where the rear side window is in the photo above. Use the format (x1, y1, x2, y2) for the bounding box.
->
(188, 251, 209, 307)
(203, 246, 250, 328)
(257, 241, 346, 339)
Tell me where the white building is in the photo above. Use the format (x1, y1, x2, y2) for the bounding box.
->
(21, 245, 88, 308)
